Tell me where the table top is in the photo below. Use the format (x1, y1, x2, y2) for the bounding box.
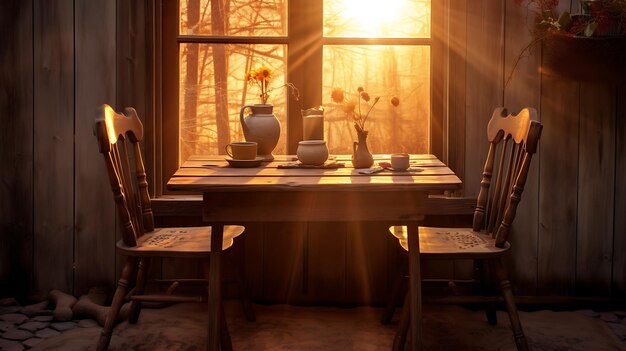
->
(167, 154, 461, 193)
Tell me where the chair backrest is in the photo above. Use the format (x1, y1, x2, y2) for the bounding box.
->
(94, 104, 154, 247)
(472, 107, 542, 248)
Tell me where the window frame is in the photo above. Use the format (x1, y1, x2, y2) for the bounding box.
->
(156, 0, 448, 196)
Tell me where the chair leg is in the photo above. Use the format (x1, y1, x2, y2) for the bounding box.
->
(97, 257, 136, 351)
(392, 292, 410, 351)
(478, 259, 497, 325)
(494, 258, 528, 351)
(381, 274, 407, 325)
(128, 258, 150, 324)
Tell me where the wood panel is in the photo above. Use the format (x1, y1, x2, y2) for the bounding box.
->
(464, 0, 505, 197)
(537, 74, 578, 295)
(613, 84, 626, 296)
(0, 0, 34, 296)
(346, 222, 390, 305)
(242, 223, 264, 301)
(33, 0, 75, 295)
(447, 0, 467, 187)
(576, 82, 615, 295)
(535, 0, 578, 297)
(73, 0, 117, 296)
(502, 0, 542, 295)
(307, 223, 347, 304)
(262, 222, 306, 303)
(447, 0, 470, 279)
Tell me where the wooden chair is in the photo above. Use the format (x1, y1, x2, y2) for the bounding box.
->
(385, 107, 542, 351)
(94, 104, 250, 351)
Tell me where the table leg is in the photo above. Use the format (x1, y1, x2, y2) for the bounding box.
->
(407, 222, 422, 350)
(208, 223, 224, 351)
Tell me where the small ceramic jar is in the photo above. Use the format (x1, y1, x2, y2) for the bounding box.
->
(297, 140, 329, 166)
(391, 153, 410, 170)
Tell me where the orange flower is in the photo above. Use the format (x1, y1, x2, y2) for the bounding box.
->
(261, 67, 272, 80)
(246, 65, 298, 104)
(343, 99, 357, 114)
(330, 86, 390, 133)
(331, 88, 345, 103)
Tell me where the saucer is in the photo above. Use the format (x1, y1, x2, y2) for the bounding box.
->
(225, 156, 264, 168)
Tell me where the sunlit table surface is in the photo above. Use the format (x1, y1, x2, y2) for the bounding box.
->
(167, 154, 462, 351)
(168, 154, 460, 192)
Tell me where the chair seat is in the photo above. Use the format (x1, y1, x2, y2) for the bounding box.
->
(389, 226, 510, 258)
(117, 225, 245, 257)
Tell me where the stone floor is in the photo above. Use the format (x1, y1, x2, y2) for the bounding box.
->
(1, 297, 626, 350)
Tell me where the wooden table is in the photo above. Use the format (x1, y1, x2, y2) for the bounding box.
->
(168, 154, 461, 351)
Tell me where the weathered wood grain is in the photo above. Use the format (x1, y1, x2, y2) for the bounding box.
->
(169, 174, 462, 192)
(174, 166, 454, 177)
(262, 222, 306, 303)
(502, 0, 543, 295)
(464, 0, 505, 197)
(73, 0, 117, 296)
(33, 0, 75, 295)
(182, 159, 446, 170)
(346, 222, 390, 305)
(241, 223, 264, 301)
(537, 74, 578, 295)
(447, 0, 467, 187)
(201, 191, 434, 223)
(613, 84, 626, 296)
(0, 0, 34, 296)
(307, 222, 347, 304)
(576, 82, 615, 295)
(188, 154, 439, 162)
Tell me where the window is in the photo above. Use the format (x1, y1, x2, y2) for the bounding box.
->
(161, 0, 443, 194)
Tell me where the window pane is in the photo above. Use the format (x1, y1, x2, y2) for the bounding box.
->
(323, 0, 430, 38)
(179, 43, 288, 164)
(179, 0, 287, 37)
(323, 45, 430, 154)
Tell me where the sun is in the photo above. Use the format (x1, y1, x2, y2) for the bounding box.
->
(337, 0, 406, 36)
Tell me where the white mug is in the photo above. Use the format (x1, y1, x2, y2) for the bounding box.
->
(225, 141, 257, 160)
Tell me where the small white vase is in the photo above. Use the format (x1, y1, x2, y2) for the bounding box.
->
(297, 140, 329, 166)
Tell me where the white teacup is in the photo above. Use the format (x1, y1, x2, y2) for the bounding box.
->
(225, 141, 257, 160)
(391, 153, 410, 170)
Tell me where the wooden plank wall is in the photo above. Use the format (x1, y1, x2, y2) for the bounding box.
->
(32, 0, 76, 295)
(0, 0, 34, 297)
(0, 0, 118, 298)
(74, 0, 117, 295)
(2, 0, 626, 302)
(461, 0, 626, 297)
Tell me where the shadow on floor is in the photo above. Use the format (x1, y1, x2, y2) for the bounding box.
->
(31, 302, 626, 350)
